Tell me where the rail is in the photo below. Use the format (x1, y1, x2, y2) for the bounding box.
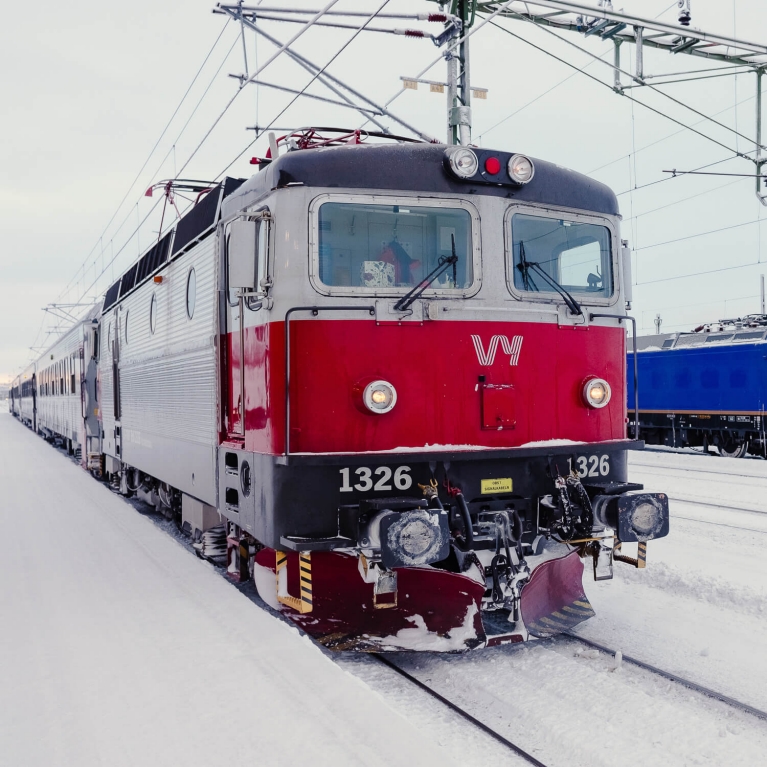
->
(372, 653, 550, 767)
(564, 633, 767, 722)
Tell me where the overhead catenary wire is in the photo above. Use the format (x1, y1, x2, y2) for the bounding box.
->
(359, 0, 523, 131)
(589, 83, 765, 178)
(635, 217, 763, 252)
(212, 0, 397, 181)
(484, 19, 744, 159)
(54, 20, 233, 307)
(64, 0, 343, 314)
(174, 0, 343, 180)
(497, 8, 764, 153)
(66, 32, 242, 310)
(73, 0, 400, 310)
(477, 0, 687, 143)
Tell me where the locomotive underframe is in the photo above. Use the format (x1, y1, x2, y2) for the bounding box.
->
(217, 440, 638, 550)
(634, 411, 766, 457)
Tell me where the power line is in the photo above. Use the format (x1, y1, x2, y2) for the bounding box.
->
(74, 0, 395, 310)
(175, 0, 343, 180)
(635, 216, 762, 251)
(485, 19, 743, 159)
(637, 259, 763, 287)
(56, 20, 233, 306)
(477, 0, 682, 143)
(500, 9, 762, 152)
(588, 86, 764, 177)
(625, 176, 746, 222)
(243, 0, 394, 148)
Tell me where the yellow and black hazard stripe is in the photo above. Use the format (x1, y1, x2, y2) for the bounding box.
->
(526, 598, 596, 638)
(275, 551, 313, 614)
(299, 552, 313, 610)
(637, 542, 647, 569)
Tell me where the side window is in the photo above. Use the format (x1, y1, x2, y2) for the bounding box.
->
(186, 268, 196, 319)
(149, 295, 157, 334)
(71, 353, 75, 394)
(227, 211, 271, 305)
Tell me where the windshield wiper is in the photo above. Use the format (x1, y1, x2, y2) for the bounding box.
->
(516, 241, 583, 316)
(394, 234, 459, 312)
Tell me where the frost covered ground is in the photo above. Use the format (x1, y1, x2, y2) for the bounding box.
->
(3, 407, 767, 767)
(0, 411, 455, 767)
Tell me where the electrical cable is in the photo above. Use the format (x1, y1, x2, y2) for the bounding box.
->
(626, 176, 746, 222)
(638, 259, 762, 287)
(359, 0, 522, 130)
(495, 8, 762, 152)
(74, 0, 393, 309)
(484, 19, 743, 158)
(589, 87, 764, 177)
(55, 20, 232, 306)
(478, 0, 681, 142)
(241, 0, 394, 150)
(175, 0, 343, 180)
(635, 217, 763, 252)
(213, 0, 397, 181)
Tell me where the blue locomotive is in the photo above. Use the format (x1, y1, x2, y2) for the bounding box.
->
(628, 316, 767, 458)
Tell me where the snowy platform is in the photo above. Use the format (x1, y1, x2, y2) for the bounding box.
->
(0, 412, 453, 767)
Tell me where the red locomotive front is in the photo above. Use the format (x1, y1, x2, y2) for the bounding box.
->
(214, 134, 669, 650)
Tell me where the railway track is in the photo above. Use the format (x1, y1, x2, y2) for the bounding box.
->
(633, 457, 767, 481)
(673, 514, 767, 535)
(564, 633, 767, 723)
(372, 653, 549, 767)
(371, 627, 767, 767)
(668, 496, 766, 515)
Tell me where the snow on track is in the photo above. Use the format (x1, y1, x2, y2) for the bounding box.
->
(0, 412, 456, 767)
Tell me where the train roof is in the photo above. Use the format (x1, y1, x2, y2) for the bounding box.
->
(634, 328, 767, 352)
(224, 141, 620, 218)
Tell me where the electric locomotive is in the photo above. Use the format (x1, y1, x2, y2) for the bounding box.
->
(629, 315, 767, 458)
(15, 130, 670, 651)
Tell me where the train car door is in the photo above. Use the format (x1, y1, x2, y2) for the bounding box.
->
(112, 312, 122, 457)
(31, 372, 37, 432)
(225, 211, 270, 439)
(225, 233, 245, 438)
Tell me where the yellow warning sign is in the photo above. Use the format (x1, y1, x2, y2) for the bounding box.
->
(481, 477, 513, 494)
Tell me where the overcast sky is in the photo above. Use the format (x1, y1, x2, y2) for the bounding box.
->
(2, 0, 766, 382)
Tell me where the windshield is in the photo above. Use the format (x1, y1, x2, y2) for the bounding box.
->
(510, 213, 613, 299)
(317, 202, 473, 291)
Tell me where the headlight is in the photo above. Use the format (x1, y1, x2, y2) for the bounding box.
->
(380, 509, 450, 568)
(507, 153, 535, 184)
(593, 492, 669, 543)
(583, 378, 611, 409)
(630, 501, 662, 537)
(447, 148, 479, 178)
(363, 380, 397, 414)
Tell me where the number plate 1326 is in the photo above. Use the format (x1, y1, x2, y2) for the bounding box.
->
(339, 466, 413, 493)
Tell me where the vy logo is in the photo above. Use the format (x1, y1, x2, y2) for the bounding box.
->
(471, 335, 524, 366)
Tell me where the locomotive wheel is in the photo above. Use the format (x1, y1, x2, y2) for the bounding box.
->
(718, 440, 749, 458)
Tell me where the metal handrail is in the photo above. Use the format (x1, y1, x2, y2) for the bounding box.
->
(590, 313, 639, 440)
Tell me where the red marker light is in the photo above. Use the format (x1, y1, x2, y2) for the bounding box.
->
(484, 156, 501, 175)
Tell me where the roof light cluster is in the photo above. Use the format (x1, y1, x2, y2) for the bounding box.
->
(444, 147, 535, 187)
